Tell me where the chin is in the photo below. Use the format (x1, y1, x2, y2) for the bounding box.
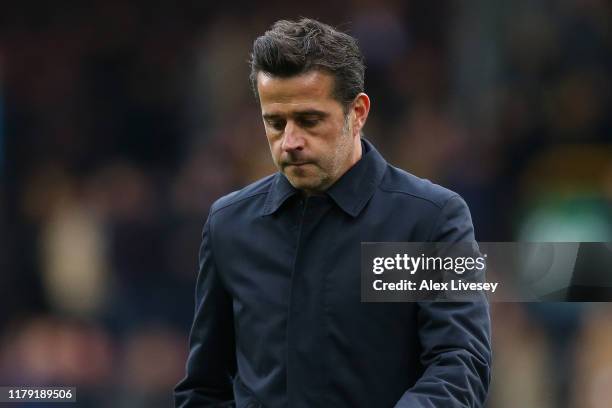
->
(286, 176, 320, 191)
(289, 178, 315, 190)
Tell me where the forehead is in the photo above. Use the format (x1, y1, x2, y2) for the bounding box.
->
(257, 70, 339, 111)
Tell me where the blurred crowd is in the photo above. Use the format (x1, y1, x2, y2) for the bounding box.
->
(0, 1, 610, 407)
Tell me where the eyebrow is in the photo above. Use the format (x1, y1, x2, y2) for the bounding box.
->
(262, 110, 329, 120)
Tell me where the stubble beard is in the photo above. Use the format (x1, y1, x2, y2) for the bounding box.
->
(275, 116, 354, 194)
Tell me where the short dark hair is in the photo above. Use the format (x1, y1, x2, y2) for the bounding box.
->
(249, 18, 365, 110)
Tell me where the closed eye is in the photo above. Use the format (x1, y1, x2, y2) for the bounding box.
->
(265, 118, 286, 131)
(297, 117, 320, 128)
(263, 111, 327, 131)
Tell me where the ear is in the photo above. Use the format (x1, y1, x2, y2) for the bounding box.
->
(351, 93, 370, 136)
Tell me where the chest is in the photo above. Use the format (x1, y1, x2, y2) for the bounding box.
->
(216, 196, 419, 333)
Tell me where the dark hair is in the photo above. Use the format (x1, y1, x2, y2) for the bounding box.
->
(249, 18, 365, 110)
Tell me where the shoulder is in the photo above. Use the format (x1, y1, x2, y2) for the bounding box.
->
(376, 164, 473, 241)
(209, 173, 276, 217)
(378, 164, 460, 209)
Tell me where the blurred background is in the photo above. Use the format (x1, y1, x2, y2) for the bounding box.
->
(0, 0, 610, 407)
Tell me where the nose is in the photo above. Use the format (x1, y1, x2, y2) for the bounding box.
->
(281, 121, 304, 152)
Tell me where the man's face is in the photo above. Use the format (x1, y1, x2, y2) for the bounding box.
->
(257, 70, 362, 195)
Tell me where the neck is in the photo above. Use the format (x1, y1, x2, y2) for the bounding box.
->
(349, 136, 363, 167)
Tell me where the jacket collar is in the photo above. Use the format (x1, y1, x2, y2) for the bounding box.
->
(262, 138, 387, 217)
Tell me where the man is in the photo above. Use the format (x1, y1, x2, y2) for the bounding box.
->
(175, 18, 491, 408)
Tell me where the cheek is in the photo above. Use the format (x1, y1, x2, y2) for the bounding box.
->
(265, 132, 278, 148)
(266, 136, 282, 159)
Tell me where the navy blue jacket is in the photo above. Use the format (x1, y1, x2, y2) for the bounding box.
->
(175, 139, 491, 407)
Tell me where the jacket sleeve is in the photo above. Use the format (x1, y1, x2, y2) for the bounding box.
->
(174, 213, 237, 407)
(394, 195, 492, 408)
